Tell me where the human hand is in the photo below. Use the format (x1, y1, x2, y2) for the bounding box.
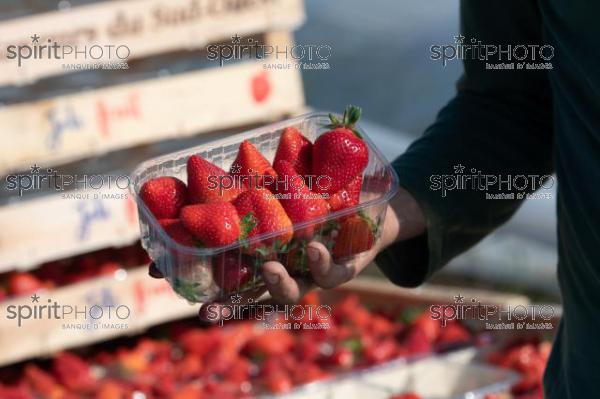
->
(149, 185, 426, 318)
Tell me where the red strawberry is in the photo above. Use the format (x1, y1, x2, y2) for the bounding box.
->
(180, 203, 241, 247)
(273, 127, 312, 177)
(312, 106, 368, 194)
(159, 219, 197, 246)
(328, 174, 362, 212)
(8, 272, 44, 296)
(230, 140, 277, 190)
(187, 155, 243, 204)
(390, 394, 423, 399)
(273, 160, 329, 237)
(24, 365, 66, 398)
(412, 312, 441, 343)
(212, 252, 252, 292)
(437, 321, 471, 345)
(263, 371, 293, 394)
(98, 261, 120, 276)
(139, 176, 188, 219)
(323, 347, 354, 370)
(232, 188, 293, 248)
(404, 326, 432, 355)
(52, 352, 96, 392)
(332, 214, 376, 260)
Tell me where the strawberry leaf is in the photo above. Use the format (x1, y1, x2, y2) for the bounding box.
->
(272, 239, 291, 253)
(325, 106, 363, 138)
(173, 279, 201, 302)
(346, 105, 362, 126)
(253, 246, 271, 258)
(239, 213, 258, 241)
(342, 337, 363, 356)
(351, 128, 363, 140)
(397, 307, 421, 324)
(328, 113, 341, 125)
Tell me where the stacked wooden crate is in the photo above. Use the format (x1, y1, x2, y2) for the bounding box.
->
(0, 0, 306, 366)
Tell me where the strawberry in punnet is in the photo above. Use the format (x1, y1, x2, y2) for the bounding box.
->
(187, 154, 243, 204)
(328, 174, 362, 212)
(273, 127, 313, 177)
(139, 176, 188, 219)
(212, 251, 253, 292)
(233, 188, 293, 247)
(312, 105, 368, 194)
(332, 213, 377, 260)
(273, 160, 329, 237)
(159, 219, 197, 246)
(180, 203, 241, 247)
(230, 140, 277, 190)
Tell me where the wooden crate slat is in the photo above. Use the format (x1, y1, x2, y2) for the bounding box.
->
(0, 0, 305, 85)
(0, 186, 140, 271)
(327, 277, 531, 308)
(0, 58, 305, 175)
(0, 266, 196, 367)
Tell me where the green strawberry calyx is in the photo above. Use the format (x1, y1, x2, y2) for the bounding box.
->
(173, 278, 201, 302)
(239, 213, 258, 241)
(358, 210, 381, 239)
(325, 105, 363, 139)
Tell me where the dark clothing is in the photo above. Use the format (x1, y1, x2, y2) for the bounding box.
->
(376, 1, 600, 397)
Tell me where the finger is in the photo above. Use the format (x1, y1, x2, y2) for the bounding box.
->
(262, 261, 312, 304)
(148, 262, 163, 279)
(198, 286, 267, 323)
(307, 241, 355, 289)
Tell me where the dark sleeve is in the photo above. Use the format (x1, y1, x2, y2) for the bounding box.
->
(376, 0, 554, 287)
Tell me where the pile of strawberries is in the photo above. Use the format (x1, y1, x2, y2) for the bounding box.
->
(139, 106, 376, 295)
(0, 244, 149, 301)
(0, 294, 473, 399)
(484, 339, 551, 399)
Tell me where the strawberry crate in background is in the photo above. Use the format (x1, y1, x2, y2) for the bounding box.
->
(131, 107, 399, 303)
(0, 241, 201, 368)
(0, 275, 548, 398)
(0, 289, 478, 399)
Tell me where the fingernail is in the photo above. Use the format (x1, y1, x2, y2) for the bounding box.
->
(264, 272, 280, 285)
(307, 246, 320, 262)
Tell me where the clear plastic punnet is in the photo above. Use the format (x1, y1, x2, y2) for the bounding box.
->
(131, 112, 399, 303)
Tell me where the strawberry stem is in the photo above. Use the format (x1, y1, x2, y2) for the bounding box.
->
(326, 105, 363, 139)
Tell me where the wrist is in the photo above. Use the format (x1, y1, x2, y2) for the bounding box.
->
(380, 185, 426, 249)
